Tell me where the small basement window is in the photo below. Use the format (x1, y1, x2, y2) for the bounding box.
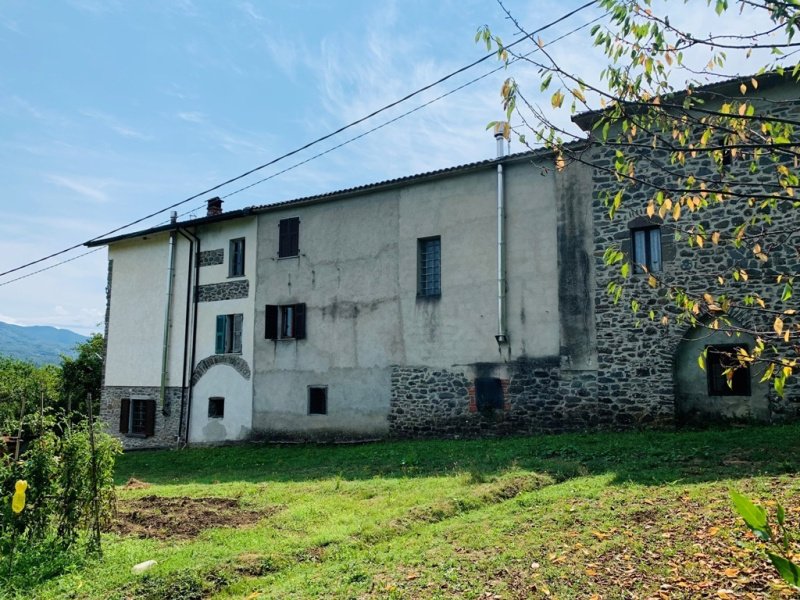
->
(308, 386, 327, 415)
(475, 377, 504, 411)
(208, 397, 225, 418)
(119, 398, 156, 437)
(707, 345, 751, 396)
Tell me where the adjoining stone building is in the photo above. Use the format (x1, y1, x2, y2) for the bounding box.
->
(88, 73, 799, 449)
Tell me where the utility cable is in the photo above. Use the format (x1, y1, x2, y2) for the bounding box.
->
(0, 0, 599, 281)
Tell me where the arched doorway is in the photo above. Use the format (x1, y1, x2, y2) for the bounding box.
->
(673, 319, 770, 424)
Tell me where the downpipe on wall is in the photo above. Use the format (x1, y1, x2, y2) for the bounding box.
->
(159, 212, 178, 416)
(176, 227, 198, 447)
(495, 128, 509, 349)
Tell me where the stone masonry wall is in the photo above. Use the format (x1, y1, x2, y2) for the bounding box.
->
(389, 360, 599, 437)
(590, 97, 800, 425)
(198, 248, 224, 267)
(100, 386, 184, 450)
(197, 279, 249, 302)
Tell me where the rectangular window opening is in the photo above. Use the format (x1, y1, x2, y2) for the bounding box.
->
(706, 345, 751, 396)
(265, 303, 306, 340)
(631, 226, 662, 273)
(308, 386, 327, 415)
(119, 398, 156, 437)
(417, 236, 441, 297)
(278, 217, 300, 258)
(475, 377, 504, 411)
(229, 238, 245, 277)
(208, 397, 225, 419)
(216, 313, 243, 354)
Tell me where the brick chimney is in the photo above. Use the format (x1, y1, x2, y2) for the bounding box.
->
(206, 197, 223, 216)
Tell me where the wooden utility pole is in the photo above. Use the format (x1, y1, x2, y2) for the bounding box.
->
(86, 393, 102, 555)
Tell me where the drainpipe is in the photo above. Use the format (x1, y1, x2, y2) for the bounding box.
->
(159, 212, 178, 415)
(176, 228, 198, 446)
(184, 231, 201, 446)
(495, 126, 509, 346)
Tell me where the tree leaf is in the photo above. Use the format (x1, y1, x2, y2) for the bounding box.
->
(767, 552, 800, 585)
(730, 489, 770, 536)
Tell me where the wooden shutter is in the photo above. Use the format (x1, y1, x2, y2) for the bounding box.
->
(215, 315, 226, 354)
(293, 303, 306, 339)
(279, 218, 299, 257)
(119, 398, 130, 434)
(144, 400, 156, 437)
(265, 305, 278, 339)
(232, 313, 243, 353)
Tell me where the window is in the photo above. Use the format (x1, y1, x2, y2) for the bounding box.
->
(215, 314, 243, 354)
(229, 238, 245, 277)
(118, 398, 156, 437)
(631, 226, 662, 273)
(265, 303, 306, 340)
(475, 377, 504, 411)
(417, 236, 441, 297)
(278, 217, 300, 258)
(208, 397, 225, 418)
(308, 386, 327, 415)
(707, 345, 751, 396)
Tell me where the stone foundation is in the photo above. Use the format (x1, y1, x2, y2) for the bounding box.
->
(100, 386, 184, 450)
(389, 360, 610, 437)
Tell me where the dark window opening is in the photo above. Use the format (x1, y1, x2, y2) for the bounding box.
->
(308, 386, 327, 415)
(475, 377, 504, 411)
(722, 148, 733, 166)
(119, 398, 156, 437)
(707, 345, 751, 396)
(631, 226, 662, 273)
(278, 217, 300, 258)
(417, 236, 441, 297)
(215, 313, 243, 354)
(229, 238, 245, 277)
(208, 397, 225, 418)
(265, 303, 306, 340)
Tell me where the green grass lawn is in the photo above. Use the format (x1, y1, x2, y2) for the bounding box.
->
(18, 424, 800, 599)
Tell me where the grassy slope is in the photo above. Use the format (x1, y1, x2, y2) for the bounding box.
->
(29, 425, 800, 599)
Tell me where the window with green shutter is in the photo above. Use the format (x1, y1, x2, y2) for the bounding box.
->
(215, 313, 243, 353)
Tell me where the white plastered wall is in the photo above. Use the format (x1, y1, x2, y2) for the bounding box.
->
(187, 218, 257, 442)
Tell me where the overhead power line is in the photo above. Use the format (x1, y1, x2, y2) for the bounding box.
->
(0, 0, 598, 282)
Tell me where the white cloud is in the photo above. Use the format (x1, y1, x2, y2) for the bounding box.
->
(177, 111, 205, 123)
(45, 174, 111, 204)
(80, 109, 152, 140)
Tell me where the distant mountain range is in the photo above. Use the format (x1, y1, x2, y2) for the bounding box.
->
(0, 321, 87, 365)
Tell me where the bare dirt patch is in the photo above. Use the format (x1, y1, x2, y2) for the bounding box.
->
(110, 495, 274, 540)
(122, 477, 151, 490)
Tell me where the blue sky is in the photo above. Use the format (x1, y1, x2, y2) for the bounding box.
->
(0, 1, 775, 335)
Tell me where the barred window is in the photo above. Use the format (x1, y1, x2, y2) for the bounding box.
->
(417, 236, 441, 297)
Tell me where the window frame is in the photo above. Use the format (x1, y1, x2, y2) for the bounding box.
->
(119, 397, 156, 437)
(265, 303, 306, 340)
(417, 236, 441, 298)
(706, 344, 751, 396)
(215, 313, 243, 354)
(278, 217, 300, 258)
(308, 386, 328, 415)
(208, 396, 225, 419)
(475, 377, 504, 411)
(229, 238, 245, 278)
(630, 225, 662, 273)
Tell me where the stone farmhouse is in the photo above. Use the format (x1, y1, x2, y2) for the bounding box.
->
(88, 74, 800, 449)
